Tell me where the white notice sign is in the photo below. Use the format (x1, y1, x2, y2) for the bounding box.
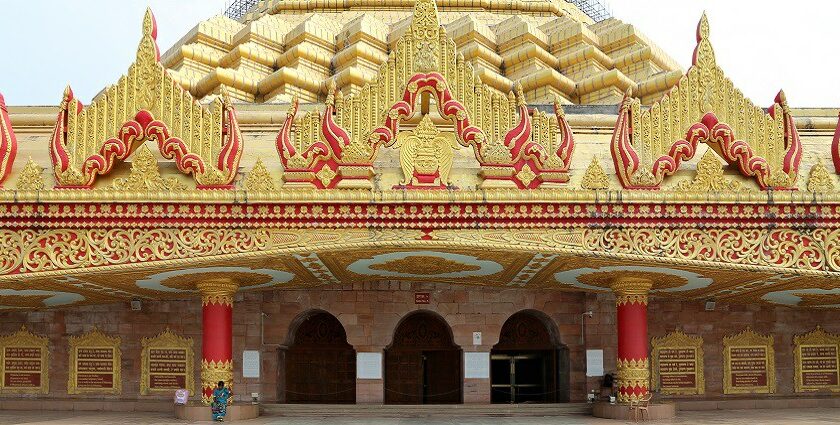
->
(464, 352, 490, 379)
(357, 352, 383, 379)
(242, 350, 260, 378)
(586, 349, 604, 377)
(472, 332, 482, 346)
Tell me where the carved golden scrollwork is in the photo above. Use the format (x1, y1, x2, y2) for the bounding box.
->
(651, 330, 705, 395)
(610, 276, 652, 306)
(0, 326, 49, 395)
(196, 278, 239, 306)
(616, 358, 650, 403)
(807, 160, 836, 194)
(393, 115, 459, 188)
(50, 9, 243, 189)
(673, 150, 744, 192)
(580, 156, 609, 190)
(611, 14, 801, 190)
(201, 359, 233, 405)
(15, 159, 45, 191)
(140, 329, 195, 396)
(110, 145, 188, 191)
(722, 328, 775, 395)
(243, 158, 277, 192)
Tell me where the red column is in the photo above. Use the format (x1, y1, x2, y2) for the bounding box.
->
(611, 277, 652, 403)
(197, 279, 239, 404)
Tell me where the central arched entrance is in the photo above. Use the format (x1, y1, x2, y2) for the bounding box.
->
(384, 310, 463, 404)
(281, 310, 356, 403)
(491, 310, 569, 403)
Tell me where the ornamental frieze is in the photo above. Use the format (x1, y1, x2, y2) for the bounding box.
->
(49, 10, 243, 190)
(610, 14, 801, 190)
(0, 226, 838, 282)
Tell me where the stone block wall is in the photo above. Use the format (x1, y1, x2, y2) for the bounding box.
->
(0, 284, 837, 404)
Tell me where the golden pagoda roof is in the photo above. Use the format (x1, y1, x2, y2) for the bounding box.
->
(162, 0, 682, 105)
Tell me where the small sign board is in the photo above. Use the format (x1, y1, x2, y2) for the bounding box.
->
(472, 332, 482, 346)
(414, 293, 430, 304)
(586, 349, 604, 377)
(464, 352, 490, 379)
(357, 353, 383, 379)
(242, 350, 260, 379)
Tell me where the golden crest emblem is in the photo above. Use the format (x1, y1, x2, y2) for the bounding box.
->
(393, 115, 459, 188)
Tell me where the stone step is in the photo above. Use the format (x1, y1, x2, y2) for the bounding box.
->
(261, 403, 592, 417)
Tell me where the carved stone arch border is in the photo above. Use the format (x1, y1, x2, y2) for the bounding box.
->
(385, 309, 460, 351)
(284, 308, 353, 348)
(494, 309, 566, 350)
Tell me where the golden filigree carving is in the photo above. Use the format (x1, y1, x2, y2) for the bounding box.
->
(581, 156, 609, 190)
(675, 150, 743, 192)
(15, 159, 45, 191)
(243, 158, 276, 191)
(793, 326, 840, 393)
(1, 226, 838, 285)
(807, 160, 836, 193)
(110, 145, 188, 191)
(393, 115, 459, 187)
(515, 164, 537, 187)
(140, 329, 195, 396)
(612, 14, 800, 190)
(0, 326, 49, 395)
(68, 328, 122, 395)
(722, 328, 775, 395)
(51, 9, 242, 189)
(651, 330, 705, 395)
(201, 359, 233, 405)
(616, 358, 650, 403)
(610, 276, 652, 306)
(196, 278, 239, 306)
(369, 255, 482, 275)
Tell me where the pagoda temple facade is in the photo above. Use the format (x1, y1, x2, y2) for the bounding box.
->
(0, 0, 839, 416)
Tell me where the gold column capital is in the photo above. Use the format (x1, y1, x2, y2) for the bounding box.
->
(196, 278, 239, 306)
(610, 276, 652, 306)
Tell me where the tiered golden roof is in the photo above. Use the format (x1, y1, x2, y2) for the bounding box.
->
(163, 0, 682, 104)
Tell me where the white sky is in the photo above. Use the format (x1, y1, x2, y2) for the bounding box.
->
(0, 0, 837, 107)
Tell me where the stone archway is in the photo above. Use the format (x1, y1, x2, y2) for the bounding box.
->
(384, 310, 463, 404)
(491, 309, 570, 403)
(280, 310, 356, 403)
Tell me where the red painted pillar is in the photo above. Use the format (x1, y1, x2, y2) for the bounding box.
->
(197, 279, 239, 404)
(611, 277, 652, 403)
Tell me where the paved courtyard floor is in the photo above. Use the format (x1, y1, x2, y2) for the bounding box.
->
(1, 408, 840, 425)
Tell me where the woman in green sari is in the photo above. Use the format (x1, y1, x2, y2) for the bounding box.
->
(211, 381, 231, 422)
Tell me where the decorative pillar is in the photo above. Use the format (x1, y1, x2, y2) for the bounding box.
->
(197, 278, 239, 404)
(611, 277, 652, 403)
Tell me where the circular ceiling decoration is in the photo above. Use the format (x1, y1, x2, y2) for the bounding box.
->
(554, 265, 713, 293)
(135, 266, 295, 293)
(0, 289, 85, 310)
(348, 250, 503, 279)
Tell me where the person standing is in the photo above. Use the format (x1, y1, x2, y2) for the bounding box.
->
(211, 381, 231, 422)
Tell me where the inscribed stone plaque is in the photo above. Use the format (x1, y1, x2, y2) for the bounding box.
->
(651, 330, 704, 395)
(357, 352, 383, 379)
(0, 327, 49, 394)
(723, 329, 775, 394)
(68, 329, 121, 395)
(794, 327, 840, 393)
(242, 350, 260, 378)
(586, 349, 604, 377)
(140, 330, 194, 395)
(464, 352, 490, 379)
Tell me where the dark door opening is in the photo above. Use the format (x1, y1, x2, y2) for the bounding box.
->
(385, 311, 462, 404)
(281, 310, 356, 403)
(491, 310, 570, 403)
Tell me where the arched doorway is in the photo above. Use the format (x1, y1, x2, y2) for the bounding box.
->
(491, 310, 569, 403)
(385, 310, 462, 404)
(281, 310, 356, 403)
